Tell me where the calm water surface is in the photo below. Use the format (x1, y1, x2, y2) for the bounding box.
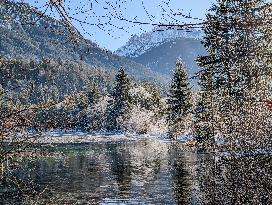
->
(2, 138, 272, 204)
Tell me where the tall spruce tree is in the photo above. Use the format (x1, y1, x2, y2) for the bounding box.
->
(193, 67, 215, 143)
(196, 0, 271, 145)
(106, 68, 131, 131)
(167, 60, 192, 139)
(85, 83, 101, 106)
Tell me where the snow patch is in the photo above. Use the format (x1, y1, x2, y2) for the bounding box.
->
(176, 134, 194, 143)
(214, 133, 225, 145)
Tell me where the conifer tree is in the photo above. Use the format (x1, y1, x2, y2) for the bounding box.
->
(167, 60, 192, 139)
(86, 83, 101, 106)
(193, 68, 215, 143)
(106, 68, 131, 131)
(199, 0, 268, 95)
(79, 83, 101, 131)
(196, 0, 271, 145)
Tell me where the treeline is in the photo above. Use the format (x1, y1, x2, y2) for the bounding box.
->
(0, 57, 114, 101)
(0, 57, 166, 134)
(0, 55, 195, 137)
(0, 0, 169, 87)
(31, 69, 165, 133)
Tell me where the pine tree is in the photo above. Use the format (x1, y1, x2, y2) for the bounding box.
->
(106, 68, 131, 131)
(167, 60, 192, 139)
(193, 72, 215, 143)
(196, 0, 271, 145)
(141, 81, 161, 111)
(77, 83, 101, 131)
(199, 0, 268, 96)
(85, 83, 101, 106)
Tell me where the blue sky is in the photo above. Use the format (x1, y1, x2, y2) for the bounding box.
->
(24, 0, 214, 51)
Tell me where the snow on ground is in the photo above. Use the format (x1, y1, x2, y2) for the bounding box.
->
(29, 131, 169, 144)
(23, 131, 272, 158)
(100, 198, 147, 205)
(32, 132, 136, 144)
(28, 130, 196, 145)
(176, 133, 195, 143)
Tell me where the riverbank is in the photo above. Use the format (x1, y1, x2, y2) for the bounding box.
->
(5, 131, 272, 158)
(28, 131, 165, 144)
(22, 129, 190, 143)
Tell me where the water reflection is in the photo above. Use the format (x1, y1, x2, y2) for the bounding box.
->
(2, 139, 271, 204)
(213, 155, 272, 204)
(106, 143, 132, 198)
(170, 145, 193, 205)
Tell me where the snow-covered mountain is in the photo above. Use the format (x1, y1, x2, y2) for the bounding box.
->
(115, 28, 203, 58)
(115, 29, 206, 85)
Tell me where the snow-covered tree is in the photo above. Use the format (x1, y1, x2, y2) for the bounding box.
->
(121, 83, 166, 134)
(86, 96, 110, 131)
(167, 60, 193, 139)
(193, 90, 215, 143)
(196, 0, 272, 146)
(85, 83, 101, 106)
(106, 68, 131, 131)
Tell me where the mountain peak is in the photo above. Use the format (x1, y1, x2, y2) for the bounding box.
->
(115, 28, 203, 58)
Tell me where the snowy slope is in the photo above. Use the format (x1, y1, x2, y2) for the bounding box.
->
(115, 28, 203, 58)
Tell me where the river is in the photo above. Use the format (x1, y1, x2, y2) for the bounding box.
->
(1, 137, 271, 204)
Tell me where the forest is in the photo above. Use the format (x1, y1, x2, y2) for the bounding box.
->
(0, 0, 272, 204)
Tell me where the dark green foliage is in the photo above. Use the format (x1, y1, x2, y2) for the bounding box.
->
(76, 92, 88, 110)
(106, 68, 131, 131)
(144, 82, 161, 110)
(193, 65, 215, 143)
(193, 93, 214, 143)
(167, 60, 192, 139)
(198, 0, 267, 99)
(85, 83, 102, 106)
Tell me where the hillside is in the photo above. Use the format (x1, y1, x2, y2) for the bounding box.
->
(0, 0, 168, 85)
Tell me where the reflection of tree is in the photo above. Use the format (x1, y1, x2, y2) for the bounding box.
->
(0, 172, 41, 204)
(115, 140, 171, 203)
(129, 140, 165, 187)
(194, 152, 216, 204)
(107, 143, 132, 197)
(214, 155, 272, 204)
(169, 144, 192, 205)
(2, 144, 117, 204)
(196, 154, 272, 204)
